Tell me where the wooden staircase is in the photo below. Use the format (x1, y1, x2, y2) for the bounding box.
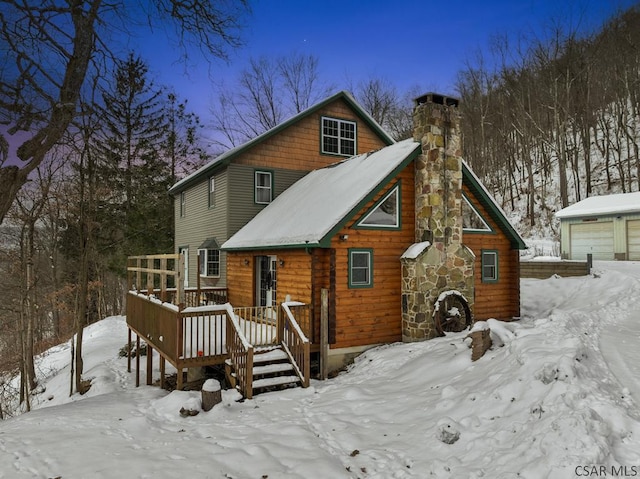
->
(225, 345, 302, 398)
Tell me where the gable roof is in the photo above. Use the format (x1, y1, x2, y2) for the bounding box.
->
(462, 161, 527, 250)
(168, 91, 395, 195)
(221, 140, 527, 251)
(221, 139, 421, 250)
(555, 192, 640, 219)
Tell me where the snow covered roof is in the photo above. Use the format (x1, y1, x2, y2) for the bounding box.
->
(555, 192, 640, 219)
(168, 91, 395, 195)
(222, 139, 421, 250)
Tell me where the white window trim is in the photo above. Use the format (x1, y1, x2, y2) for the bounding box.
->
(462, 195, 492, 232)
(208, 177, 215, 208)
(255, 171, 273, 204)
(358, 184, 400, 228)
(321, 116, 356, 156)
(198, 248, 221, 278)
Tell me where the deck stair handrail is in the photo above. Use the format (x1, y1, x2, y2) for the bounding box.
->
(225, 307, 254, 398)
(280, 302, 311, 388)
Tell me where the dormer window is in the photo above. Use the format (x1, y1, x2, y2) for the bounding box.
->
(322, 117, 356, 156)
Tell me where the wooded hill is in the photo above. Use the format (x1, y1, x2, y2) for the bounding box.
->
(457, 4, 640, 240)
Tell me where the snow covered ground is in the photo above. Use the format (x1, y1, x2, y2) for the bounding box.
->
(2, 261, 640, 478)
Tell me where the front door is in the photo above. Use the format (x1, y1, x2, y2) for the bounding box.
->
(256, 255, 277, 308)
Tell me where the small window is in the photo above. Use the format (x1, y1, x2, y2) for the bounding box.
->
(255, 171, 272, 204)
(322, 117, 356, 156)
(358, 184, 400, 228)
(481, 250, 498, 283)
(462, 194, 491, 232)
(208, 177, 215, 208)
(349, 249, 373, 288)
(198, 248, 220, 277)
(180, 192, 186, 217)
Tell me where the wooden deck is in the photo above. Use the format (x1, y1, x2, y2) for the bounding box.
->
(125, 254, 311, 398)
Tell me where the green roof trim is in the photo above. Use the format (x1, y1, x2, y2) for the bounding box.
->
(462, 162, 527, 250)
(317, 145, 421, 247)
(169, 91, 395, 196)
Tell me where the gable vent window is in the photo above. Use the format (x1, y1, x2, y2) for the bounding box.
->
(322, 117, 356, 156)
(462, 195, 491, 232)
(358, 184, 400, 229)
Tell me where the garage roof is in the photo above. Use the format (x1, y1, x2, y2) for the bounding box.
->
(556, 192, 640, 219)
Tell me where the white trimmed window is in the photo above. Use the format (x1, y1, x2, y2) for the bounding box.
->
(322, 117, 356, 156)
(462, 195, 491, 232)
(255, 171, 272, 204)
(208, 176, 215, 208)
(358, 185, 400, 228)
(179, 192, 186, 217)
(198, 248, 220, 277)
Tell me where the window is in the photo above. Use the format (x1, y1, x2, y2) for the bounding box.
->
(322, 117, 356, 156)
(481, 250, 498, 283)
(208, 177, 215, 208)
(358, 184, 400, 229)
(255, 171, 272, 204)
(349, 249, 373, 288)
(198, 248, 220, 277)
(462, 194, 491, 232)
(179, 192, 186, 217)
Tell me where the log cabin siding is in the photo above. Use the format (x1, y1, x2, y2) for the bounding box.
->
(462, 184, 521, 320)
(232, 98, 388, 171)
(226, 249, 313, 307)
(174, 169, 229, 287)
(326, 163, 416, 349)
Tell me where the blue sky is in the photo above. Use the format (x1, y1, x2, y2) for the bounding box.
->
(137, 0, 636, 125)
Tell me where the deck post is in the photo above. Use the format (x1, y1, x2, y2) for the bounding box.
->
(127, 328, 132, 373)
(135, 335, 141, 387)
(177, 367, 183, 390)
(320, 288, 329, 380)
(160, 356, 166, 389)
(146, 343, 153, 386)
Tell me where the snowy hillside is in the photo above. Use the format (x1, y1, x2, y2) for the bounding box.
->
(1, 261, 640, 478)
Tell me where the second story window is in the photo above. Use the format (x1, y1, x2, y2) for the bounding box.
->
(322, 117, 356, 156)
(208, 176, 215, 208)
(180, 192, 186, 217)
(255, 171, 272, 204)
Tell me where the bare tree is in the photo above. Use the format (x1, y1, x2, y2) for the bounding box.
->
(210, 52, 334, 148)
(0, 0, 250, 225)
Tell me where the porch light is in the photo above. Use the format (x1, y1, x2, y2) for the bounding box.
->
(340, 234, 349, 241)
(244, 259, 250, 266)
(279, 259, 285, 267)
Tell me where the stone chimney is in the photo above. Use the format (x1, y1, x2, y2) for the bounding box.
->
(401, 93, 475, 342)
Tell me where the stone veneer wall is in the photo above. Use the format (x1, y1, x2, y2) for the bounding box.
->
(401, 95, 475, 342)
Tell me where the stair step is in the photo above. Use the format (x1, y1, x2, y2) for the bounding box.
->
(253, 348, 288, 364)
(253, 362, 294, 376)
(252, 375, 300, 390)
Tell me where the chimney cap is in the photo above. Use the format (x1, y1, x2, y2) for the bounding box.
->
(414, 92, 460, 108)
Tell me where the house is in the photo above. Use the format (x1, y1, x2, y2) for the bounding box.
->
(168, 91, 394, 290)
(125, 91, 525, 396)
(556, 192, 640, 260)
(221, 93, 526, 371)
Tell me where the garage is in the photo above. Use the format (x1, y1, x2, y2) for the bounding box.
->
(628, 220, 640, 261)
(556, 192, 640, 261)
(569, 222, 614, 260)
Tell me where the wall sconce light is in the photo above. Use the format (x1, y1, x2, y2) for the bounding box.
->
(279, 259, 285, 267)
(243, 259, 250, 266)
(340, 234, 349, 241)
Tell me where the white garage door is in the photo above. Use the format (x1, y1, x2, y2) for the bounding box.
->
(570, 222, 614, 260)
(628, 220, 640, 260)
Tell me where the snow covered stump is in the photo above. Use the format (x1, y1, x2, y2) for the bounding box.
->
(201, 379, 222, 411)
(468, 322, 492, 361)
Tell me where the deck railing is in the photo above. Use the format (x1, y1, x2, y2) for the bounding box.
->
(232, 306, 279, 347)
(281, 302, 311, 388)
(225, 310, 254, 399)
